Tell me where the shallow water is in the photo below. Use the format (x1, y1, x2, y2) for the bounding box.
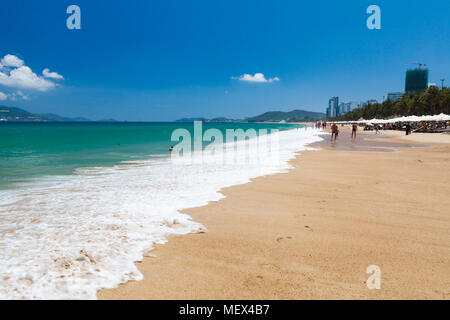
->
(315, 129, 429, 152)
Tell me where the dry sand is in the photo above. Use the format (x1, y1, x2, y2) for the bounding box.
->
(99, 128, 450, 300)
(380, 129, 450, 144)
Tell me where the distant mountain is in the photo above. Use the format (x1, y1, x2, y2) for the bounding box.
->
(247, 109, 325, 122)
(36, 113, 91, 122)
(209, 117, 237, 122)
(0, 106, 45, 122)
(97, 118, 118, 122)
(175, 117, 208, 122)
(175, 117, 242, 123)
(175, 109, 324, 123)
(1, 105, 323, 123)
(0, 106, 117, 122)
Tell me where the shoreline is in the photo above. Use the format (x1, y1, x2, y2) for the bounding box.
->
(98, 128, 450, 300)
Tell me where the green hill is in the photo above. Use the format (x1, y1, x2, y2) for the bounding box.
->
(0, 106, 114, 122)
(36, 113, 90, 122)
(175, 117, 207, 122)
(0, 106, 44, 121)
(247, 109, 325, 122)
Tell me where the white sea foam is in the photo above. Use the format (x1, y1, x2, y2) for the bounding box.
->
(0, 127, 322, 299)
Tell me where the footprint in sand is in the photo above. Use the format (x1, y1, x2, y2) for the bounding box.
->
(276, 236, 292, 242)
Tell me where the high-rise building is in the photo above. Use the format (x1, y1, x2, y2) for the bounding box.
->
(344, 102, 353, 114)
(405, 68, 428, 93)
(338, 102, 352, 115)
(361, 99, 378, 107)
(327, 97, 339, 117)
(387, 92, 403, 102)
(338, 103, 345, 115)
(327, 99, 357, 117)
(348, 101, 359, 111)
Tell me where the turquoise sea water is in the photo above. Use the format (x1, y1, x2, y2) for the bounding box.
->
(0, 121, 320, 299)
(0, 122, 303, 190)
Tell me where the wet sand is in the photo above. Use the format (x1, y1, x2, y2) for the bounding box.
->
(99, 128, 450, 300)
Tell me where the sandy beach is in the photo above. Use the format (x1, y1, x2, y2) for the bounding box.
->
(99, 128, 450, 300)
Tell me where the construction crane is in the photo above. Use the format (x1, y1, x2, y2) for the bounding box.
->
(409, 62, 427, 69)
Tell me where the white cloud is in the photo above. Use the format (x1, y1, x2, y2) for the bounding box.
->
(0, 54, 63, 91)
(232, 73, 280, 83)
(0, 54, 63, 92)
(0, 66, 55, 91)
(43, 68, 64, 80)
(0, 90, 30, 101)
(1, 54, 24, 67)
(14, 90, 30, 100)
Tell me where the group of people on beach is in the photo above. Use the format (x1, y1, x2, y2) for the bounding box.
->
(331, 123, 358, 141)
(364, 120, 449, 134)
(316, 121, 358, 142)
(315, 122, 327, 130)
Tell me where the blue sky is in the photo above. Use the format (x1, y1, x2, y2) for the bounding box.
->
(0, 0, 449, 121)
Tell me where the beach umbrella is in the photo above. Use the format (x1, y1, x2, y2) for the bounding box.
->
(433, 113, 450, 121)
(409, 115, 423, 122)
(356, 113, 450, 125)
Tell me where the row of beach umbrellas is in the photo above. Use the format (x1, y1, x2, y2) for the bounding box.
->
(330, 113, 450, 125)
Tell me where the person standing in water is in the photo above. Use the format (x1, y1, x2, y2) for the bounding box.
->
(331, 123, 338, 141)
(351, 123, 358, 139)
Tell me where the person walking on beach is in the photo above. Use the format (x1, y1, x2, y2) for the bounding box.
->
(351, 123, 357, 139)
(331, 123, 338, 141)
(405, 123, 411, 135)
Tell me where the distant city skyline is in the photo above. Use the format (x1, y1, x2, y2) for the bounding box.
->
(1, 0, 449, 121)
(325, 64, 440, 117)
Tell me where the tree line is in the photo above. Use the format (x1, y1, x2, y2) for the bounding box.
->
(328, 87, 450, 121)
